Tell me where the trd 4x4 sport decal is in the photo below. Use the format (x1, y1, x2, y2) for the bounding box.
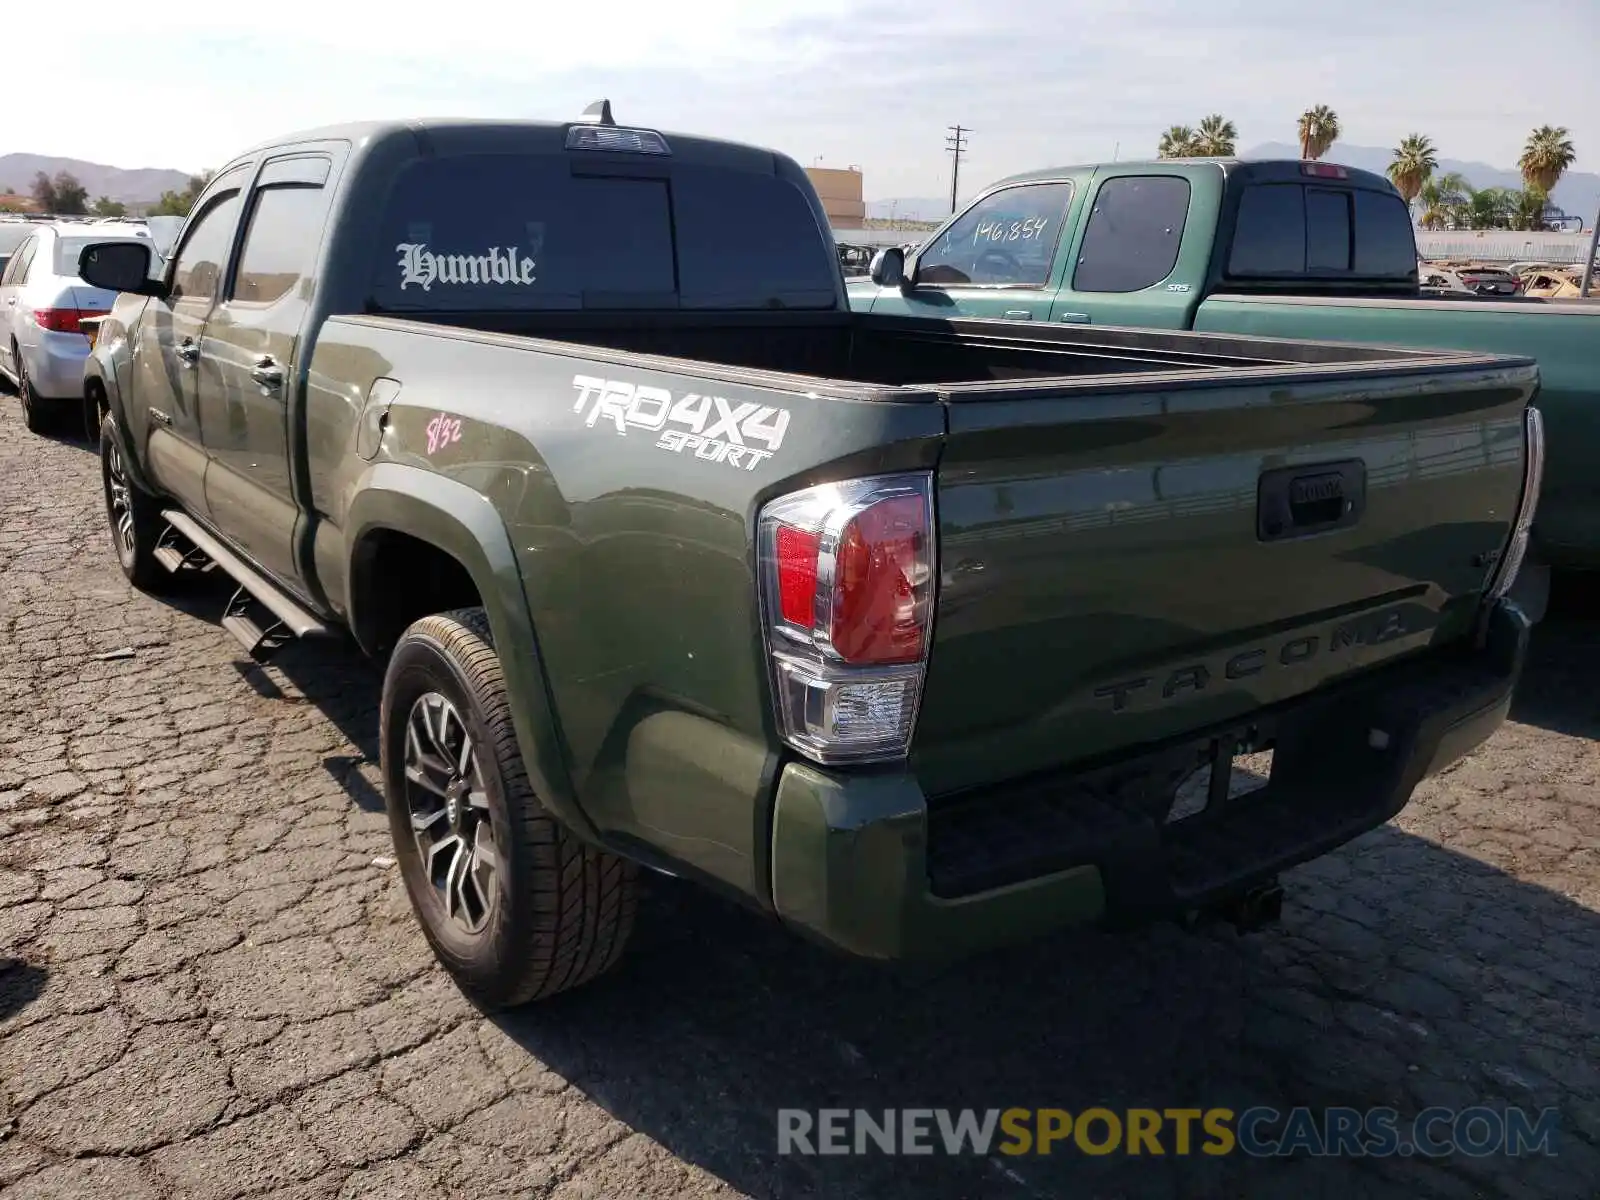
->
(571, 375, 791, 472)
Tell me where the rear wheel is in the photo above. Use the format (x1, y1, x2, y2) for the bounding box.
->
(380, 608, 639, 1008)
(101, 414, 171, 592)
(15, 344, 53, 435)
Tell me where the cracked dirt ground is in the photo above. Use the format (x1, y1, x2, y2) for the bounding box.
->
(1, 399, 1597, 1200)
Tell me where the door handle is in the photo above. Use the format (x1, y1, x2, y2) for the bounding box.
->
(1002, 310, 1034, 320)
(250, 356, 284, 389)
(3, 297, 15, 306)
(176, 339, 200, 364)
(1056, 312, 1091, 324)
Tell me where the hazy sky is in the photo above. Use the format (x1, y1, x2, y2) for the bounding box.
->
(13, 0, 1596, 201)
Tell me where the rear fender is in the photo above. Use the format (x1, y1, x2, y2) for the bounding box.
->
(87, 334, 160, 497)
(344, 462, 592, 840)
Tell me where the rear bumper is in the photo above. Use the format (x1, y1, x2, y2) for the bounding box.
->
(768, 599, 1529, 961)
(20, 332, 91, 400)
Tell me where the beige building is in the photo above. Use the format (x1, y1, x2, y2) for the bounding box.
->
(805, 166, 865, 226)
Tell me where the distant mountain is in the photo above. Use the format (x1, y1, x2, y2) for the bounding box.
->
(865, 197, 951, 223)
(0, 154, 191, 205)
(1242, 141, 1598, 226)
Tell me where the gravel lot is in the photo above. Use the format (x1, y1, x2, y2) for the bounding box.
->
(1, 397, 1596, 1199)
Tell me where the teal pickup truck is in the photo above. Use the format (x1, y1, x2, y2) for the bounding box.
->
(850, 159, 1598, 609)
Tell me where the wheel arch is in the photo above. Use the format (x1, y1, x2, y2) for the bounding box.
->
(344, 463, 591, 840)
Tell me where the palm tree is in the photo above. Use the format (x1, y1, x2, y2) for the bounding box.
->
(1158, 126, 1198, 159)
(1518, 125, 1576, 194)
(1194, 114, 1238, 157)
(1387, 134, 1439, 212)
(1512, 185, 1550, 232)
(1417, 171, 1470, 229)
(1297, 105, 1341, 160)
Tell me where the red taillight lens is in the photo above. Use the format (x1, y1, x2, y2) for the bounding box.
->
(775, 524, 820, 627)
(33, 308, 109, 334)
(831, 496, 927, 664)
(758, 473, 936, 765)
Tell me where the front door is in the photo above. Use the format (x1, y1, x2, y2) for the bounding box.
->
(199, 155, 334, 587)
(132, 167, 252, 519)
(870, 180, 1077, 322)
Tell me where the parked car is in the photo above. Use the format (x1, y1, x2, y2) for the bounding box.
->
(78, 112, 1536, 1009)
(849, 159, 1600, 616)
(0, 220, 165, 432)
(1518, 266, 1591, 300)
(836, 242, 874, 276)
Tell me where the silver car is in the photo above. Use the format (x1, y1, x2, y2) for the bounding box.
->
(0, 221, 163, 431)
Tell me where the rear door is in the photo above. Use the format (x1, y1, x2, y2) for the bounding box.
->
(0, 235, 39, 377)
(130, 166, 252, 518)
(1048, 167, 1214, 330)
(870, 180, 1079, 322)
(200, 153, 335, 586)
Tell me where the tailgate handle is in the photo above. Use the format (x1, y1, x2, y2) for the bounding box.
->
(1257, 460, 1366, 542)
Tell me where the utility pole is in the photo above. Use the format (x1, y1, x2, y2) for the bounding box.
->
(946, 125, 969, 213)
(1582, 200, 1599, 297)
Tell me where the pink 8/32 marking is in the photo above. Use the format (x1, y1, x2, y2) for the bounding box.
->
(425, 413, 462, 455)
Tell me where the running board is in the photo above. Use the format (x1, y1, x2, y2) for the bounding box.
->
(159, 510, 329, 658)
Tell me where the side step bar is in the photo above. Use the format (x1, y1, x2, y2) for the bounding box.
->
(159, 510, 329, 660)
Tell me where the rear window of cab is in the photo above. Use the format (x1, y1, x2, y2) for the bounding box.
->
(367, 154, 840, 312)
(1228, 183, 1417, 279)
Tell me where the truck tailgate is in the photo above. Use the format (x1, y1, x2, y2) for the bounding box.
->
(913, 359, 1535, 795)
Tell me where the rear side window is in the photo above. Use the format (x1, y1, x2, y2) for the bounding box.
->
(54, 236, 149, 278)
(1230, 183, 1416, 279)
(232, 185, 333, 305)
(1072, 176, 1191, 292)
(368, 154, 838, 311)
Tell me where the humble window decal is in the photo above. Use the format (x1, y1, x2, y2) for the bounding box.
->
(395, 243, 539, 291)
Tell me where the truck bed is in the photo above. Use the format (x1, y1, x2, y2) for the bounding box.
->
(317, 310, 1534, 804)
(395, 308, 1479, 390)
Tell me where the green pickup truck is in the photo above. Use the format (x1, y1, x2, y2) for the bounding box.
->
(849, 159, 1597, 609)
(75, 111, 1538, 1008)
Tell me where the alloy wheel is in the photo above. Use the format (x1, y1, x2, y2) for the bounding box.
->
(105, 439, 136, 562)
(403, 691, 500, 934)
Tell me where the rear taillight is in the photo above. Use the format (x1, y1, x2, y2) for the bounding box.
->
(1486, 405, 1545, 605)
(33, 308, 108, 334)
(758, 472, 936, 764)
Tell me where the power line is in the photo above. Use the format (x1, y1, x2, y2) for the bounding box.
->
(946, 125, 970, 213)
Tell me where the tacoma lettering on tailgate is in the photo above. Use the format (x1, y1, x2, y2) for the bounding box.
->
(571, 374, 790, 472)
(1094, 606, 1419, 712)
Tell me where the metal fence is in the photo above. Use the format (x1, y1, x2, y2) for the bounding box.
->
(1416, 231, 1596, 264)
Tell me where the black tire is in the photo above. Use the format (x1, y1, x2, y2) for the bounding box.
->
(380, 607, 638, 1008)
(16, 344, 54, 435)
(100, 414, 172, 592)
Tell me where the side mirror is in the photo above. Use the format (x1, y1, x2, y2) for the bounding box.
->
(78, 241, 164, 297)
(868, 246, 908, 289)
